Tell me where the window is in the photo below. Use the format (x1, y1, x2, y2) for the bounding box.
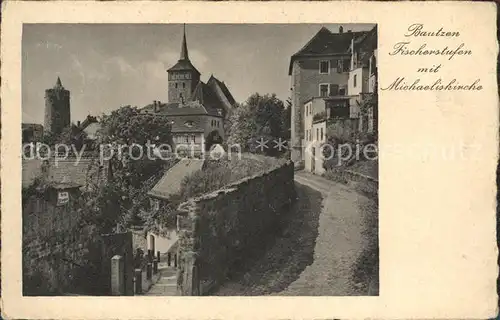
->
(319, 60, 329, 74)
(321, 128, 324, 140)
(182, 83, 186, 89)
(353, 74, 357, 87)
(185, 136, 189, 143)
(190, 135, 196, 143)
(319, 84, 329, 97)
(343, 59, 350, 72)
(329, 84, 339, 96)
(339, 86, 346, 96)
(185, 121, 194, 128)
(337, 60, 343, 73)
(316, 128, 319, 140)
(175, 83, 178, 88)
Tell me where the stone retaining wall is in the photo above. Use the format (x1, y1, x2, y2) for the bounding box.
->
(176, 160, 296, 295)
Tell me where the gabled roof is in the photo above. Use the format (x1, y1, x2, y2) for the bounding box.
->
(148, 158, 204, 200)
(168, 117, 205, 133)
(288, 27, 367, 75)
(142, 101, 208, 116)
(354, 25, 377, 52)
(191, 81, 225, 115)
(207, 75, 236, 107)
(167, 59, 200, 74)
(83, 122, 101, 140)
(22, 123, 43, 130)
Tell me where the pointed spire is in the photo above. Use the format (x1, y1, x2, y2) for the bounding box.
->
(180, 24, 189, 61)
(55, 76, 63, 88)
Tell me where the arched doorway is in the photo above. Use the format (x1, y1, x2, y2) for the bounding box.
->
(205, 130, 223, 151)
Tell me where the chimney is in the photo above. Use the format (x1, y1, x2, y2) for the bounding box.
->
(339, 26, 343, 33)
(77, 121, 81, 127)
(153, 100, 159, 113)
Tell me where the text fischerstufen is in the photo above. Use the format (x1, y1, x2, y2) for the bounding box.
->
(381, 78, 483, 91)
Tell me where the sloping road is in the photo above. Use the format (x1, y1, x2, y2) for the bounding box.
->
(213, 171, 378, 296)
(278, 171, 378, 296)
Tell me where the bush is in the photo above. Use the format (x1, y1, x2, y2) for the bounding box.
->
(180, 154, 286, 200)
(323, 169, 348, 184)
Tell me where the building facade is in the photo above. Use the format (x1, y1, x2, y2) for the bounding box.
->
(44, 77, 71, 136)
(141, 25, 236, 153)
(289, 25, 378, 173)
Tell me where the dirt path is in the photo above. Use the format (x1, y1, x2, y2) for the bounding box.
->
(278, 172, 377, 296)
(212, 171, 378, 296)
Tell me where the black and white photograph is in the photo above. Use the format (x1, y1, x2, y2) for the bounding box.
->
(21, 23, 379, 297)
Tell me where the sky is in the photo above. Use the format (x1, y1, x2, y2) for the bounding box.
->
(22, 23, 375, 124)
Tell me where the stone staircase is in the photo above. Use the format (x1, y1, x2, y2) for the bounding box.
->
(144, 261, 178, 296)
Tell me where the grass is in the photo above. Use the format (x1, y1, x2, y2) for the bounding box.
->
(351, 197, 379, 295)
(322, 157, 379, 295)
(211, 184, 323, 296)
(348, 159, 378, 180)
(180, 153, 287, 200)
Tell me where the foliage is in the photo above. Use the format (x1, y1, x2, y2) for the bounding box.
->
(179, 154, 286, 201)
(41, 131, 58, 146)
(97, 105, 173, 147)
(227, 93, 288, 157)
(56, 124, 92, 151)
(22, 177, 45, 209)
(78, 183, 123, 234)
(322, 169, 348, 185)
(284, 98, 292, 140)
(85, 105, 175, 230)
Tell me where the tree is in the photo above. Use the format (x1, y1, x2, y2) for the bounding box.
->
(227, 93, 288, 157)
(284, 97, 292, 140)
(87, 105, 175, 229)
(57, 124, 90, 151)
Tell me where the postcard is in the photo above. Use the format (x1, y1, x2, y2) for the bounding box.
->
(1, 1, 498, 319)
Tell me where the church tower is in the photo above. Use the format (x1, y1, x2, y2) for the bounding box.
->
(167, 24, 201, 104)
(44, 77, 71, 135)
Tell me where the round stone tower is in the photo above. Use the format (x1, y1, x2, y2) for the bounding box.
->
(44, 76, 71, 135)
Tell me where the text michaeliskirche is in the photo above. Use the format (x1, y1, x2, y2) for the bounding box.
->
(381, 23, 483, 92)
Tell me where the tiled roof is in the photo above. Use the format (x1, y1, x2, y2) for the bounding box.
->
(191, 81, 225, 115)
(167, 59, 200, 74)
(288, 27, 367, 75)
(168, 116, 205, 133)
(142, 101, 213, 116)
(22, 158, 108, 190)
(22, 123, 43, 130)
(207, 76, 236, 107)
(83, 122, 101, 140)
(355, 25, 377, 51)
(148, 158, 204, 200)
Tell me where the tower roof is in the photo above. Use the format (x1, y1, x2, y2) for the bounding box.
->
(167, 24, 199, 74)
(55, 76, 63, 88)
(180, 24, 189, 61)
(288, 26, 369, 75)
